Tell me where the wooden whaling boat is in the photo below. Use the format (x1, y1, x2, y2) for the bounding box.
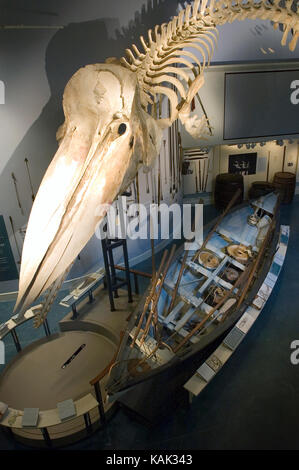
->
(106, 191, 286, 412)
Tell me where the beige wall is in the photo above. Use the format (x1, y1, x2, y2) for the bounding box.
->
(215, 141, 298, 198)
(183, 141, 299, 199)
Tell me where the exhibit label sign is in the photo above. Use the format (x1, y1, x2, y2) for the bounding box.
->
(224, 69, 299, 140)
(0, 215, 19, 281)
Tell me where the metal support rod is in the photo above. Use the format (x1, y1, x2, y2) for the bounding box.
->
(71, 303, 78, 319)
(41, 427, 52, 447)
(43, 319, 51, 337)
(107, 241, 118, 298)
(122, 238, 133, 303)
(5, 427, 14, 440)
(101, 239, 116, 311)
(93, 382, 106, 426)
(133, 273, 139, 295)
(88, 290, 94, 304)
(84, 412, 92, 430)
(102, 237, 132, 308)
(10, 329, 21, 352)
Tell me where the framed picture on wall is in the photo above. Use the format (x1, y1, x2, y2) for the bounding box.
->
(228, 152, 257, 175)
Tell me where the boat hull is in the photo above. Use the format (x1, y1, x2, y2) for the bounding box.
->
(107, 197, 281, 408)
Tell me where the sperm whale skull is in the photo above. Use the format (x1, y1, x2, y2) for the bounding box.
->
(15, 63, 162, 315)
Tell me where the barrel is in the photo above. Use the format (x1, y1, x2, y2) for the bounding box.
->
(214, 173, 244, 210)
(273, 172, 296, 204)
(248, 181, 276, 200)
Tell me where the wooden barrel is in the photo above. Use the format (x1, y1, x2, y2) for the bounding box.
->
(248, 181, 276, 200)
(214, 173, 244, 210)
(273, 172, 296, 204)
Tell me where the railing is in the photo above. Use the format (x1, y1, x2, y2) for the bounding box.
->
(0, 393, 99, 448)
(0, 304, 51, 353)
(89, 330, 125, 426)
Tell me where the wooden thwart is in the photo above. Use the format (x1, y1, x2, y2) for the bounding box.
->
(173, 258, 253, 353)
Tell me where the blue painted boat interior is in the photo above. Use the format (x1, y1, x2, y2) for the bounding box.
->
(1, 198, 299, 450)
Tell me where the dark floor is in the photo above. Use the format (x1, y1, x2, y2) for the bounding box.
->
(1, 199, 299, 450)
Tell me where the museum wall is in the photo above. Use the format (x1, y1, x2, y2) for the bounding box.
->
(182, 141, 299, 199)
(214, 141, 299, 197)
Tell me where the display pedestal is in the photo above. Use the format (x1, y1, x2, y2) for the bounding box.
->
(101, 236, 133, 311)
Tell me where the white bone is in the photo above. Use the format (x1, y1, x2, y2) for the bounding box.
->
(193, 0, 201, 19)
(15, 0, 299, 322)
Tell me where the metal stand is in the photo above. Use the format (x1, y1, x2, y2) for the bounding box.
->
(43, 319, 51, 337)
(41, 427, 52, 447)
(101, 237, 133, 311)
(10, 329, 21, 352)
(84, 412, 92, 433)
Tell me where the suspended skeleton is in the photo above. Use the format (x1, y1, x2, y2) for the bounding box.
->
(14, 0, 299, 326)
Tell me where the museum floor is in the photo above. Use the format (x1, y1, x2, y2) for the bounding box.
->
(0, 198, 299, 450)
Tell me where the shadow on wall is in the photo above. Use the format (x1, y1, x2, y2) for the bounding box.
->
(1, 0, 187, 281)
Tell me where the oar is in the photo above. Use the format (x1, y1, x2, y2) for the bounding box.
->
(130, 249, 168, 348)
(166, 250, 189, 316)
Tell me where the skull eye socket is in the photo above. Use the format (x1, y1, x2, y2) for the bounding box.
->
(118, 123, 127, 135)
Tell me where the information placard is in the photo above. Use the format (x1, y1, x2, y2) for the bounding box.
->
(0, 215, 19, 281)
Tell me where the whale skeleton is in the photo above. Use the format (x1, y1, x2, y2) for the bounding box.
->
(14, 0, 299, 327)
